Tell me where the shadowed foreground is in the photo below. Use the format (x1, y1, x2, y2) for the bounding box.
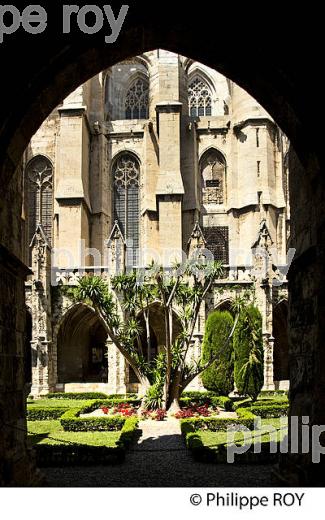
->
(43, 419, 277, 487)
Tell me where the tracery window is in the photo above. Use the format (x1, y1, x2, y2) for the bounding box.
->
(204, 226, 229, 264)
(125, 78, 149, 119)
(200, 149, 226, 205)
(113, 153, 140, 266)
(188, 76, 212, 117)
(26, 155, 53, 248)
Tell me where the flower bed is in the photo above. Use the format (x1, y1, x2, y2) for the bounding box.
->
(174, 403, 219, 419)
(102, 402, 138, 417)
(180, 392, 233, 411)
(180, 407, 256, 432)
(140, 409, 166, 421)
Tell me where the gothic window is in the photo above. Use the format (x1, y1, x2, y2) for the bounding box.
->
(26, 155, 53, 248)
(125, 77, 149, 119)
(188, 76, 212, 117)
(113, 153, 140, 266)
(200, 149, 226, 205)
(204, 226, 229, 264)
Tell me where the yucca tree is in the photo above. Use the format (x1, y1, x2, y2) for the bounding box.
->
(74, 260, 243, 411)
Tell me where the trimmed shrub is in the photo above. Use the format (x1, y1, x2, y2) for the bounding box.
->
(106, 393, 138, 399)
(201, 310, 234, 395)
(180, 392, 233, 411)
(181, 391, 216, 403)
(250, 403, 289, 418)
(60, 407, 126, 432)
(27, 407, 68, 421)
(45, 392, 109, 400)
(210, 396, 233, 411)
(95, 398, 141, 408)
(259, 390, 288, 398)
(180, 407, 256, 432)
(34, 444, 125, 466)
(118, 417, 139, 447)
(233, 305, 264, 401)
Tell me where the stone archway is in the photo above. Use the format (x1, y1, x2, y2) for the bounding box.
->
(0, 4, 324, 485)
(56, 304, 108, 387)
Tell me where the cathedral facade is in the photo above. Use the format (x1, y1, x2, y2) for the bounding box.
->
(22, 50, 290, 397)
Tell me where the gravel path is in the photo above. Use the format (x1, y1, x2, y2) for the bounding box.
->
(43, 418, 275, 487)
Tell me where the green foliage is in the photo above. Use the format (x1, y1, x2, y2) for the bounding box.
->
(250, 403, 289, 418)
(90, 398, 141, 409)
(210, 396, 233, 411)
(201, 310, 234, 395)
(27, 416, 139, 466)
(118, 417, 139, 448)
(60, 408, 126, 432)
(45, 392, 109, 400)
(179, 407, 257, 432)
(27, 406, 68, 421)
(182, 418, 287, 464)
(179, 391, 233, 411)
(74, 260, 226, 410)
(233, 304, 264, 401)
(143, 384, 164, 411)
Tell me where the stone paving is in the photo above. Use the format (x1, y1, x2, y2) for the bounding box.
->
(43, 418, 276, 487)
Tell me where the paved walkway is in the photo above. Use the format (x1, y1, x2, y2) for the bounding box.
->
(43, 418, 275, 487)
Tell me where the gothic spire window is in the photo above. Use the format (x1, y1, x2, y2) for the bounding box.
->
(26, 155, 53, 248)
(125, 77, 149, 119)
(188, 76, 212, 117)
(113, 153, 140, 266)
(200, 149, 226, 205)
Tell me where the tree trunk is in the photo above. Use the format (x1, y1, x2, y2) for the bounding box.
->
(166, 369, 183, 412)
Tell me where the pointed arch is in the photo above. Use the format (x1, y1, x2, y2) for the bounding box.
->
(112, 151, 140, 266)
(199, 147, 227, 205)
(25, 155, 53, 253)
(124, 73, 149, 119)
(56, 303, 108, 383)
(188, 72, 213, 117)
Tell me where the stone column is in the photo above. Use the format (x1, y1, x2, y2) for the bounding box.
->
(263, 333, 275, 390)
(29, 225, 52, 396)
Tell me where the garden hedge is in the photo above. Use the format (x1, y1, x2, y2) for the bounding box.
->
(250, 403, 289, 418)
(184, 430, 280, 464)
(201, 310, 234, 395)
(45, 392, 139, 400)
(45, 392, 110, 400)
(31, 417, 139, 466)
(180, 391, 233, 412)
(60, 407, 126, 432)
(34, 444, 125, 466)
(180, 407, 257, 432)
(233, 398, 288, 410)
(27, 406, 69, 421)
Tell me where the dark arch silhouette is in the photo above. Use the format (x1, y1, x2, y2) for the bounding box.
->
(0, 2, 324, 486)
(0, 3, 321, 184)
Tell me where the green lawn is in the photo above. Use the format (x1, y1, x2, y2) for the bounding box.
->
(198, 418, 288, 449)
(28, 419, 121, 447)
